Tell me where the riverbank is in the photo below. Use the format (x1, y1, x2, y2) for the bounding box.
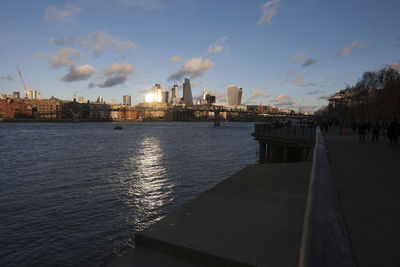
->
(110, 161, 312, 266)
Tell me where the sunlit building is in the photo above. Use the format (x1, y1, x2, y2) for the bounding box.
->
(227, 86, 243, 106)
(170, 84, 180, 104)
(123, 95, 131, 106)
(182, 78, 193, 106)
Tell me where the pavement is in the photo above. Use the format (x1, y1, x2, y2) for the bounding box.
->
(110, 162, 312, 266)
(324, 129, 400, 267)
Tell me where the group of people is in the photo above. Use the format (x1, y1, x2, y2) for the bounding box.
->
(352, 119, 399, 146)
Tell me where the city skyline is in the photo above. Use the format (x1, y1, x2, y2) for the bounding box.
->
(1, 0, 399, 113)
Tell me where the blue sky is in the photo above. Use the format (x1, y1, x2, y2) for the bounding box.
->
(0, 0, 399, 112)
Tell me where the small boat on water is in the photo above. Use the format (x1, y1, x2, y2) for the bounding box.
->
(114, 126, 123, 130)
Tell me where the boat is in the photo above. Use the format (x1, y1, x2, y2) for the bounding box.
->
(114, 126, 123, 130)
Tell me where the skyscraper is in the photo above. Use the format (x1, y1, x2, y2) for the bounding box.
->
(153, 84, 162, 103)
(161, 91, 169, 103)
(170, 84, 179, 104)
(182, 78, 193, 106)
(227, 86, 243, 106)
(123, 95, 131, 106)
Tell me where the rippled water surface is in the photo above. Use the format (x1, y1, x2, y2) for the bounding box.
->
(0, 122, 257, 266)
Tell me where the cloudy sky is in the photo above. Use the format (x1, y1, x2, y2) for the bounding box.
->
(1, 0, 399, 111)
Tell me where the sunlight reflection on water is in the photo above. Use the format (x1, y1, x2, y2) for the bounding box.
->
(0, 122, 256, 266)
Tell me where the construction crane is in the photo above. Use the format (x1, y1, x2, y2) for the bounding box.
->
(16, 65, 29, 99)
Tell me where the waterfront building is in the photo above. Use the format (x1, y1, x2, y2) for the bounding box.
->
(110, 105, 121, 120)
(227, 86, 243, 106)
(88, 103, 112, 120)
(121, 106, 137, 121)
(123, 95, 131, 106)
(0, 98, 32, 119)
(182, 78, 193, 106)
(0, 94, 12, 99)
(28, 97, 62, 119)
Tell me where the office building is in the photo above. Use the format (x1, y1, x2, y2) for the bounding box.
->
(161, 91, 169, 104)
(227, 86, 243, 106)
(182, 78, 193, 106)
(170, 85, 180, 104)
(13, 92, 20, 99)
(123, 95, 131, 106)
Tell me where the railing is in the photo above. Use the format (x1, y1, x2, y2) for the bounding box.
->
(298, 127, 356, 267)
(253, 124, 315, 140)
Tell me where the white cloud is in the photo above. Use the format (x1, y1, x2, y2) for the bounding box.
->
(44, 4, 81, 23)
(249, 89, 269, 100)
(169, 55, 182, 63)
(319, 94, 332, 100)
(307, 90, 325, 95)
(98, 75, 128, 88)
(206, 36, 228, 55)
(51, 48, 79, 68)
(81, 31, 135, 57)
(168, 56, 215, 81)
(291, 73, 315, 87)
(273, 94, 291, 102)
(257, 0, 280, 25)
(91, 63, 135, 88)
(336, 40, 364, 56)
(272, 94, 295, 107)
(61, 64, 96, 82)
(103, 63, 135, 76)
(289, 50, 307, 62)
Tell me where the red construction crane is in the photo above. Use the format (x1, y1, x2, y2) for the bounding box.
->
(16, 65, 29, 99)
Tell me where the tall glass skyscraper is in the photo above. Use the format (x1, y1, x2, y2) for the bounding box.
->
(182, 78, 193, 106)
(227, 86, 243, 106)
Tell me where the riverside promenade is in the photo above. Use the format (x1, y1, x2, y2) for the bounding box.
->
(110, 161, 312, 266)
(110, 127, 399, 266)
(324, 129, 400, 267)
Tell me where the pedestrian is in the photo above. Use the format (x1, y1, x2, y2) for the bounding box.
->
(358, 121, 366, 143)
(352, 121, 357, 133)
(372, 124, 380, 142)
(387, 119, 398, 146)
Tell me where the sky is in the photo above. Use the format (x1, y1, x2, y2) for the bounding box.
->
(0, 0, 399, 112)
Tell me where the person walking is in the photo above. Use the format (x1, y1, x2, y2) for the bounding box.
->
(358, 121, 366, 143)
(372, 124, 380, 142)
(387, 119, 398, 146)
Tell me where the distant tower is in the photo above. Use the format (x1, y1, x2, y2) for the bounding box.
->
(97, 96, 104, 103)
(227, 86, 243, 106)
(12, 92, 20, 99)
(170, 84, 179, 104)
(123, 95, 131, 106)
(161, 91, 169, 103)
(153, 84, 162, 103)
(73, 92, 77, 102)
(182, 78, 193, 106)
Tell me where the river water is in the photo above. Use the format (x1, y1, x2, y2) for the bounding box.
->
(0, 122, 257, 266)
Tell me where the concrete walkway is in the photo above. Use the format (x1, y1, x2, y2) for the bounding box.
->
(111, 162, 311, 266)
(324, 130, 400, 267)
